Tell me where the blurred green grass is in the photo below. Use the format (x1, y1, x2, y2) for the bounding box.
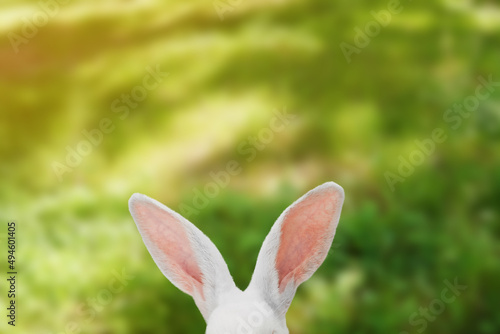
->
(1, 0, 499, 333)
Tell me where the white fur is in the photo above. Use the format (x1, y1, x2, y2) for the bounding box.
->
(129, 181, 345, 333)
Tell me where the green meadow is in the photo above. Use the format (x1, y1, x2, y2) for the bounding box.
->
(0, 0, 499, 333)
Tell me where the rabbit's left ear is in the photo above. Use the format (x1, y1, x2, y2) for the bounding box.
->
(129, 194, 236, 321)
(247, 182, 345, 316)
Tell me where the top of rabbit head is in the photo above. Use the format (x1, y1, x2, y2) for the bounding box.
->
(128, 181, 345, 334)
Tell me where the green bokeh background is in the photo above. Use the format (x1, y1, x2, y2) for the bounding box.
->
(1, 0, 499, 333)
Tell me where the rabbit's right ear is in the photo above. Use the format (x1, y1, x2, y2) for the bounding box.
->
(129, 194, 236, 321)
(247, 182, 344, 316)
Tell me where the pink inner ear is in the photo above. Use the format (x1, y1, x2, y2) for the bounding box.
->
(134, 201, 204, 298)
(276, 188, 339, 292)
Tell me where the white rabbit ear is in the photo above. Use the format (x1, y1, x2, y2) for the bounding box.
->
(247, 182, 344, 315)
(129, 193, 237, 321)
